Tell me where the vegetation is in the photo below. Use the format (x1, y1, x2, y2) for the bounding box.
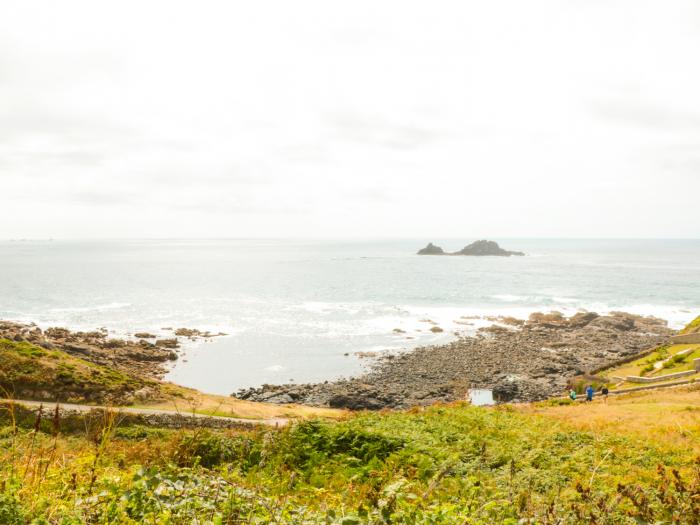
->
(0, 338, 342, 420)
(567, 374, 608, 394)
(2, 385, 700, 524)
(0, 338, 152, 404)
(679, 315, 700, 335)
(142, 384, 342, 421)
(600, 342, 699, 388)
(3, 316, 699, 522)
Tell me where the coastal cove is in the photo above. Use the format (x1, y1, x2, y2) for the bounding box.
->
(1, 238, 699, 395)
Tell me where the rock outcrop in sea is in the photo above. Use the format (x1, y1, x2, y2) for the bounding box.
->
(417, 240, 524, 256)
(417, 242, 445, 255)
(455, 240, 524, 256)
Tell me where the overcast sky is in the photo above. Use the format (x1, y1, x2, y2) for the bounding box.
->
(1, 1, 699, 239)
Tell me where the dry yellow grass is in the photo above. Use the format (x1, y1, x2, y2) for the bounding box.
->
(518, 384, 700, 452)
(141, 382, 345, 420)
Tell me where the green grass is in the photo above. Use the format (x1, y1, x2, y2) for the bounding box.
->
(2, 398, 699, 524)
(0, 338, 155, 404)
(602, 343, 700, 388)
(0, 339, 342, 421)
(680, 315, 700, 335)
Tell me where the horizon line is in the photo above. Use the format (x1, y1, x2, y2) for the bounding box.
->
(2, 236, 700, 242)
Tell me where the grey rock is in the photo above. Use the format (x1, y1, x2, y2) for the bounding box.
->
(417, 243, 445, 255)
(454, 240, 525, 257)
(232, 311, 671, 410)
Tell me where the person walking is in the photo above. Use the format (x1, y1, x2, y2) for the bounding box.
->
(585, 384, 594, 402)
(601, 385, 609, 404)
(569, 389, 577, 401)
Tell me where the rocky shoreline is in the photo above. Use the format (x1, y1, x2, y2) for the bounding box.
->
(0, 321, 223, 380)
(234, 311, 672, 408)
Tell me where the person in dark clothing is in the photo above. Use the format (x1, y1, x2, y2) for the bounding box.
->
(601, 386, 609, 403)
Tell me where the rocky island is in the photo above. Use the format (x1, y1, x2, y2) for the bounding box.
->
(417, 240, 525, 256)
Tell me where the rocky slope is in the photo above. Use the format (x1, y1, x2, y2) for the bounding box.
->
(0, 321, 179, 379)
(234, 311, 672, 408)
(417, 240, 524, 256)
(0, 338, 164, 405)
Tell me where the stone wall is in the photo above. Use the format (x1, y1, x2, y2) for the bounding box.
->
(626, 369, 697, 384)
(2, 402, 275, 431)
(671, 333, 700, 344)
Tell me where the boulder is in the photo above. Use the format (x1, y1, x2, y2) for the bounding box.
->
(328, 394, 386, 410)
(265, 393, 294, 404)
(155, 338, 180, 349)
(492, 382, 519, 402)
(568, 312, 599, 328)
(589, 315, 634, 332)
(528, 311, 566, 327)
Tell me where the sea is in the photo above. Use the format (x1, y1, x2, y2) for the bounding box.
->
(1, 239, 698, 395)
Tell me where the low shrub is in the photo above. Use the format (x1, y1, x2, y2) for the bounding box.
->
(663, 353, 688, 369)
(640, 363, 655, 375)
(0, 493, 25, 525)
(278, 420, 405, 470)
(175, 430, 262, 469)
(568, 375, 607, 394)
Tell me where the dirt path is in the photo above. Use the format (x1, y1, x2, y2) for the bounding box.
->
(2, 398, 289, 428)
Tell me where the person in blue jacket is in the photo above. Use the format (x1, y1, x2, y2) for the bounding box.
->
(585, 384, 594, 402)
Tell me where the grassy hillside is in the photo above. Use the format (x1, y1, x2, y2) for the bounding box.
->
(598, 342, 700, 389)
(0, 338, 155, 404)
(141, 384, 343, 420)
(596, 315, 700, 390)
(680, 315, 700, 335)
(2, 386, 699, 524)
(0, 338, 341, 421)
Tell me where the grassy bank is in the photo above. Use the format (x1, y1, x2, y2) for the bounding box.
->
(594, 315, 700, 390)
(0, 338, 341, 421)
(2, 385, 699, 524)
(0, 338, 155, 404)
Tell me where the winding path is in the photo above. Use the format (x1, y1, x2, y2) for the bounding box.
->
(1, 398, 289, 428)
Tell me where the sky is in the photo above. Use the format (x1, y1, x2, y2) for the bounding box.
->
(1, 1, 699, 239)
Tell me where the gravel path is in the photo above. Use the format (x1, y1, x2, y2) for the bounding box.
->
(2, 398, 288, 428)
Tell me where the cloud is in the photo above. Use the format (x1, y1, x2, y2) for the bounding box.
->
(0, 111, 134, 142)
(68, 190, 139, 206)
(172, 195, 310, 216)
(1, 1, 700, 238)
(342, 187, 395, 204)
(590, 98, 700, 131)
(5, 150, 105, 168)
(326, 114, 440, 150)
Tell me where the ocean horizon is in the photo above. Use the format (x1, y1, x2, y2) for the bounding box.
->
(1, 238, 698, 395)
